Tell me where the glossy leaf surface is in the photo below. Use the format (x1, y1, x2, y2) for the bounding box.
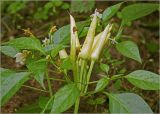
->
(121, 3, 159, 22)
(102, 2, 122, 22)
(125, 70, 159, 90)
(1, 46, 19, 57)
(51, 84, 80, 113)
(107, 93, 153, 113)
(27, 59, 47, 89)
(1, 69, 30, 106)
(95, 77, 109, 92)
(116, 41, 141, 63)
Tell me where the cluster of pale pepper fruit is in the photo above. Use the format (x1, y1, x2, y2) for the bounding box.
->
(13, 9, 113, 113)
(59, 9, 112, 95)
(14, 9, 113, 94)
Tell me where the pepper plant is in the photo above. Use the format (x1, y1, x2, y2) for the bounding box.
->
(1, 2, 159, 113)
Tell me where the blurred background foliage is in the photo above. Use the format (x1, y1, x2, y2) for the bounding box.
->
(1, 0, 96, 39)
(1, 0, 159, 55)
(1, 0, 159, 113)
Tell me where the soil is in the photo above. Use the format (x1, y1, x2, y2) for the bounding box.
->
(1, 1, 159, 113)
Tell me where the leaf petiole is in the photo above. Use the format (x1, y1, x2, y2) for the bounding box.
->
(22, 85, 49, 93)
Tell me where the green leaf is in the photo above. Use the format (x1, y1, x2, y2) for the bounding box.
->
(34, 1, 55, 20)
(71, 0, 95, 13)
(51, 84, 80, 113)
(7, 2, 26, 14)
(17, 102, 41, 113)
(111, 60, 124, 66)
(61, 3, 70, 10)
(1, 46, 19, 57)
(121, 3, 159, 22)
(60, 57, 72, 70)
(44, 44, 66, 54)
(102, 2, 122, 22)
(51, 44, 64, 58)
(53, 20, 90, 45)
(146, 42, 159, 54)
(1, 69, 30, 106)
(125, 70, 160, 90)
(116, 41, 141, 63)
(53, 0, 62, 7)
(1, 68, 15, 76)
(38, 96, 53, 110)
(6, 37, 44, 54)
(79, 27, 89, 38)
(103, 48, 111, 60)
(87, 97, 106, 105)
(113, 79, 122, 90)
(95, 77, 109, 92)
(107, 93, 153, 113)
(100, 63, 110, 73)
(27, 59, 47, 89)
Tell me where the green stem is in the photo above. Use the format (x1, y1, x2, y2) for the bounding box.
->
(74, 97, 80, 114)
(76, 60, 80, 89)
(64, 69, 71, 82)
(88, 81, 98, 84)
(115, 21, 124, 40)
(46, 69, 53, 97)
(49, 78, 66, 82)
(81, 91, 96, 97)
(111, 75, 125, 80)
(51, 61, 60, 70)
(40, 96, 54, 114)
(84, 60, 95, 93)
(79, 59, 86, 91)
(22, 85, 48, 93)
(73, 61, 77, 83)
(81, 63, 87, 93)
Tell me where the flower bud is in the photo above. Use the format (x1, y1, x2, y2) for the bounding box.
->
(14, 50, 30, 65)
(59, 49, 68, 59)
(42, 37, 50, 46)
(46, 55, 52, 61)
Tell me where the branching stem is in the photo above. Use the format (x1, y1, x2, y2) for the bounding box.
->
(84, 60, 95, 93)
(46, 69, 53, 97)
(22, 85, 48, 93)
(74, 97, 80, 114)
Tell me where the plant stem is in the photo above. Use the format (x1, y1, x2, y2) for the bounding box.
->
(79, 59, 86, 91)
(64, 69, 72, 82)
(115, 21, 124, 40)
(49, 78, 66, 82)
(76, 60, 80, 88)
(111, 75, 125, 80)
(81, 91, 96, 97)
(74, 97, 80, 114)
(88, 81, 98, 84)
(81, 63, 87, 93)
(84, 60, 95, 93)
(22, 85, 48, 93)
(46, 69, 53, 97)
(40, 96, 54, 114)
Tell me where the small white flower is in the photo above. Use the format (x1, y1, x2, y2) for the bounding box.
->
(14, 53, 26, 65)
(42, 37, 50, 46)
(90, 9, 101, 19)
(59, 49, 68, 59)
(108, 38, 118, 44)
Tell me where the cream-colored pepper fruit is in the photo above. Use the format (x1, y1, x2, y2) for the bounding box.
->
(78, 10, 98, 59)
(91, 24, 112, 61)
